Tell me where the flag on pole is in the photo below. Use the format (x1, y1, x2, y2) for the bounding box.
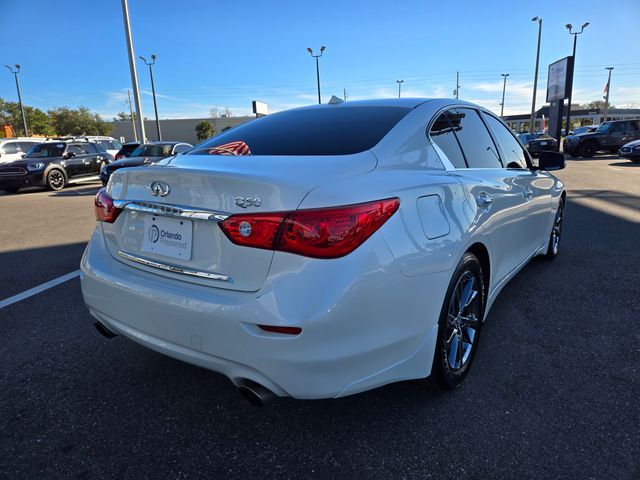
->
(604, 82, 609, 95)
(541, 114, 546, 133)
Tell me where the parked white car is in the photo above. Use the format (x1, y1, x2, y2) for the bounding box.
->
(0, 137, 44, 164)
(84, 136, 122, 157)
(81, 99, 565, 404)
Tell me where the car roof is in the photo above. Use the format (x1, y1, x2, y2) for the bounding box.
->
(292, 98, 434, 111)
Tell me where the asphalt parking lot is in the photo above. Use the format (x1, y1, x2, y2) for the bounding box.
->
(1, 157, 639, 479)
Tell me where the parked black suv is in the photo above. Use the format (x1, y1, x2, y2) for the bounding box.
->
(0, 139, 113, 193)
(563, 119, 640, 158)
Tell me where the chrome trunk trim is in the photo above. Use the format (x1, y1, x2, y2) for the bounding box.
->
(116, 250, 231, 282)
(113, 200, 229, 222)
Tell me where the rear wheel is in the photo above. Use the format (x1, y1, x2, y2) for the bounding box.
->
(432, 253, 485, 389)
(544, 201, 564, 260)
(46, 169, 66, 191)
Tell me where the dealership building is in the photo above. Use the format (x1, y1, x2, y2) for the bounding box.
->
(109, 116, 256, 145)
(503, 106, 640, 133)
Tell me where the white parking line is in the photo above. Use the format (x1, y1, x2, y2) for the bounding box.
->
(0, 270, 81, 310)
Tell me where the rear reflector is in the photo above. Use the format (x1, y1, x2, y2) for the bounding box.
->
(219, 198, 399, 259)
(94, 188, 121, 223)
(257, 325, 302, 335)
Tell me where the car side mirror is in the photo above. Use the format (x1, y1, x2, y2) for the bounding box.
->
(65, 152, 76, 159)
(538, 151, 565, 171)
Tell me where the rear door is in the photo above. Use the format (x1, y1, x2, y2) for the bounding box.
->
(440, 108, 530, 282)
(79, 142, 104, 174)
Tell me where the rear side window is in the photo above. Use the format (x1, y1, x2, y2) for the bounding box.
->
(173, 144, 192, 154)
(189, 106, 412, 156)
(482, 113, 528, 169)
(449, 108, 502, 168)
(2, 142, 19, 154)
(429, 113, 466, 168)
(18, 142, 38, 154)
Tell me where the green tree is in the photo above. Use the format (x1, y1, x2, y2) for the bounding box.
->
(114, 111, 132, 121)
(195, 120, 215, 140)
(0, 98, 54, 136)
(48, 106, 111, 136)
(581, 100, 615, 110)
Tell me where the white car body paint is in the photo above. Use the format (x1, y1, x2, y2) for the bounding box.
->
(80, 99, 564, 399)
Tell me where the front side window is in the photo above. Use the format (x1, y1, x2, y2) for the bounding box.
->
(68, 145, 84, 156)
(429, 112, 466, 168)
(189, 106, 412, 156)
(482, 113, 528, 168)
(448, 108, 502, 169)
(596, 122, 611, 133)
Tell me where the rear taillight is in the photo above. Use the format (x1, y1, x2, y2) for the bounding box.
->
(94, 188, 121, 223)
(219, 198, 399, 259)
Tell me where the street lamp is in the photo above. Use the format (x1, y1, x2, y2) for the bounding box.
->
(139, 54, 162, 141)
(529, 17, 542, 134)
(565, 22, 589, 134)
(4, 64, 28, 136)
(396, 80, 404, 98)
(307, 46, 326, 104)
(500, 73, 509, 117)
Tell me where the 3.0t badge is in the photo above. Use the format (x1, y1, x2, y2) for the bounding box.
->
(149, 181, 170, 197)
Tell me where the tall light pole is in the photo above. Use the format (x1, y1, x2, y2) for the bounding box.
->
(121, 0, 146, 143)
(396, 80, 404, 98)
(139, 54, 162, 141)
(565, 22, 589, 134)
(4, 64, 28, 136)
(602, 67, 614, 124)
(500, 73, 509, 117)
(529, 17, 542, 134)
(307, 46, 326, 104)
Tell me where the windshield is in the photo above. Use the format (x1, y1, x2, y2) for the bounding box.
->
(25, 143, 65, 158)
(596, 123, 611, 133)
(129, 144, 173, 157)
(189, 106, 412, 156)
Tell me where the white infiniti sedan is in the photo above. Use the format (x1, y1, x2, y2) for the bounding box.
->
(81, 99, 565, 404)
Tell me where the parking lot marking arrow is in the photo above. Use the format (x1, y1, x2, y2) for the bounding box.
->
(0, 270, 80, 310)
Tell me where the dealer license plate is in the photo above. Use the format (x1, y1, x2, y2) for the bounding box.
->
(141, 215, 192, 260)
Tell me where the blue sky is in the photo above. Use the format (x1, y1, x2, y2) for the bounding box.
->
(1, 0, 639, 119)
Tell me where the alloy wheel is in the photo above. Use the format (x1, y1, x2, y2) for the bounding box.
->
(551, 203, 563, 255)
(445, 271, 481, 371)
(48, 170, 65, 190)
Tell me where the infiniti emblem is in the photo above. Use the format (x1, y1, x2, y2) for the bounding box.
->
(149, 181, 170, 197)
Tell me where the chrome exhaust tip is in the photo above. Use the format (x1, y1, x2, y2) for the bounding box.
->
(237, 379, 275, 406)
(94, 321, 117, 339)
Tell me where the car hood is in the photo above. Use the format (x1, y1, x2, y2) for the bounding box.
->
(106, 156, 166, 171)
(621, 139, 640, 148)
(3, 157, 61, 167)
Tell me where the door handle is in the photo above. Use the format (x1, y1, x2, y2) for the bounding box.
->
(476, 192, 493, 208)
(523, 187, 534, 201)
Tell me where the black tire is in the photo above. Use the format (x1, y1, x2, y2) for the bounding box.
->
(544, 200, 564, 260)
(46, 169, 66, 191)
(431, 253, 485, 389)
(580, 143, 597, 158)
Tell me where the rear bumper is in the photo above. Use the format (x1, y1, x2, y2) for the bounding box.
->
(80, 227, 447, 399)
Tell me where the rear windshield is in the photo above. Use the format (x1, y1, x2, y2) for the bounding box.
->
(97, 139, 122, 150)
(188, 106, 412, 156)
(25, 143, 65, 158)
(130, 144, 173, 157)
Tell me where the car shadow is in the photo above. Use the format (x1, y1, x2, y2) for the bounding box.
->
(609, 161, 640, 167)
(51, 185, 102, 197)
